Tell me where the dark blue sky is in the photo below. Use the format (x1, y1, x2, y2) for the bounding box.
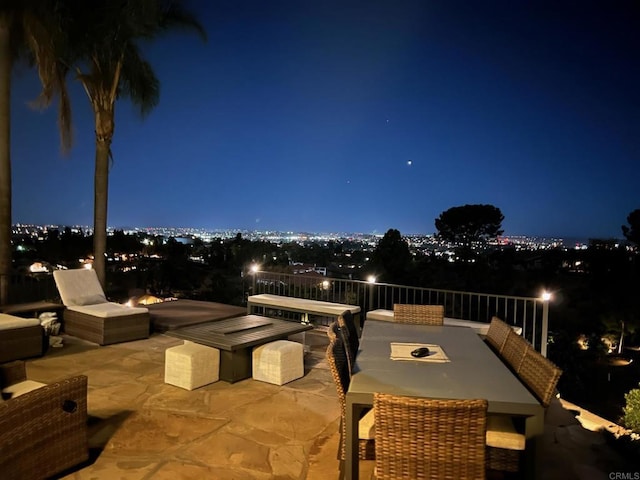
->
(10, 0, 640, 238)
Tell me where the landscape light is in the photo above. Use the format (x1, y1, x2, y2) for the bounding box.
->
(541, 291, 551, 301)
(250, 264, 259, 274)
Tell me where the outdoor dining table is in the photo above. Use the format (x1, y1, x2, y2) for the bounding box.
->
(345, 320, 545, 479)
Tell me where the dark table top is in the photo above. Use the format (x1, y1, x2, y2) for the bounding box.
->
(147, 299, 246, 332)
(165, 314, 313, 351)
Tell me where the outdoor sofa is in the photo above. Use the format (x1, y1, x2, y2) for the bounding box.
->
(0, 360, 88, 479)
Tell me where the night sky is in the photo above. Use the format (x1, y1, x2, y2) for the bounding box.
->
(9, 0, 640, 238)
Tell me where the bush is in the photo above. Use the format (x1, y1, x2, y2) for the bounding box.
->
(623, 383, 640, 433)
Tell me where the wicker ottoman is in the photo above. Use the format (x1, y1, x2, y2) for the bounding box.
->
(164, 341, 220, 390)
(252, 340, 304, 385)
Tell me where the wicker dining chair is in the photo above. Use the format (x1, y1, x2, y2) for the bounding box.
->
(325, 322, 375, 461)
(486, 345, 562, 473)
(373, 393, 488, 480)
(500, 329, 530, 373)
(518, 347, 563, 408)
(393, 304, 444, 326)
(485, 316, 511, 353)
(337, 310, 359, 371)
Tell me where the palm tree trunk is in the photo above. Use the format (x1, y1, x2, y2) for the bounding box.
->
(92, 106, 114, 289)
(0, 19, 12, 306)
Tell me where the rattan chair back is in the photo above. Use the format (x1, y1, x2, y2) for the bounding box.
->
(393, 304, 444, 326)
(518, 348, 562, 407)
(337, 311, 359, 369)
(501, 329, 530, 373)
(373, 393, 487, 480)
(325, 321, 375, 461)
(485, 316, 511, 353)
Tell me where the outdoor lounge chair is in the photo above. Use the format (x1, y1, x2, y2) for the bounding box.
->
(53, 268, 150, 345)
(0, 360, 88, 479)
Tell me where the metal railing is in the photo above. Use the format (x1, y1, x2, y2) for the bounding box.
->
(0, 273, 59, 306)
(250, 270, 550, 356)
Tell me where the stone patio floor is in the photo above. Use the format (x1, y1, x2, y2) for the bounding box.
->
(19, 330, 637, 479)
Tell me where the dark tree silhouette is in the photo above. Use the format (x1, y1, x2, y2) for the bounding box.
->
(369, 228, 412, 283)
(622, 209, 640, 245)
(435, 204, 504, 245)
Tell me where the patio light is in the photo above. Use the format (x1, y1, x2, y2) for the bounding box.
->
(367, 275, 376, 284)
(250, 264, 259, 274)
(541, 291, 551, 301)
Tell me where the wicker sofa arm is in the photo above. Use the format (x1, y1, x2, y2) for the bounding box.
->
(0, 375, 89, 479)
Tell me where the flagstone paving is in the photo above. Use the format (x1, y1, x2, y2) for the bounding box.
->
(18, 330, 635, 479)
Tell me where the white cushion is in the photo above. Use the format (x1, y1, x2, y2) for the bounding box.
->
(54, 269, 107, 306)
(2, 380, 47, 398)
(358, 408, 376, 439)
(0, 314, 40, 330)
(248, 294, 361, 315)
(486, 414, 526, 450)
(365, 309, 523, 335)
(68, 303, 148, 318)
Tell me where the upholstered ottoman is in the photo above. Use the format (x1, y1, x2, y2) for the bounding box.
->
(252, 340, 304, 385)
(164, 341, 220, 390)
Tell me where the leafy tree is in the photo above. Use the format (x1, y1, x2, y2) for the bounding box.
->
(622, 209, 640, 245)
(435, 204, 504, 246)
(57, 0, 206, 287)
(368, 228, 412, 283)
(0, 0, 73, 304)
(623, 383, 640, 433)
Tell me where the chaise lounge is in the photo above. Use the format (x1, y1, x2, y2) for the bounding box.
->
(53, 268, 150, 345)
(0, 314, 45, 363)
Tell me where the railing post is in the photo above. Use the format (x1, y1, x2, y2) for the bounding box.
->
(541, 295, 550, 358)
(366, 275, 377, 312)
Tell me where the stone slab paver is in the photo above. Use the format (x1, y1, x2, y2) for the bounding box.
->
(14, 330, 629, 480)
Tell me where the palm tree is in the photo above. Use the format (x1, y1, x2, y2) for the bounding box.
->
(61, 0, 205, 287)
(0, 0, 72, 305)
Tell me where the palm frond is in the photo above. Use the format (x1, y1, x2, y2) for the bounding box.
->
(18, 1, 74, 153)
(119, 42, 159, 117)
(160, 1, 207, 41)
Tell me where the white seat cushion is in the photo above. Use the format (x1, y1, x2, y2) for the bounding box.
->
(2, 380, 47, 398)
(0, 314, 40, 330)
(358, 408, 376, 439)
(68, 303, 148, 318)
(486, 414, 526, 450)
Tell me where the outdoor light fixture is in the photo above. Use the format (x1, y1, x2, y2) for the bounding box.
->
(250, 264, 259, 274)
(367, 275, 376, 284)
(541, 291, 552, 301)
(322, 280, 330, 290)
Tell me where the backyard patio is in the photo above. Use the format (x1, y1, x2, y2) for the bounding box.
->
(16, 328, 633, 479)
